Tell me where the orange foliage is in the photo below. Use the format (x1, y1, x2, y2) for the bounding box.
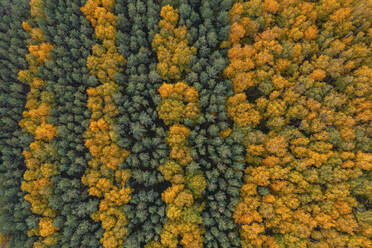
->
(81, 0, 131, 247)
(157, 82, 200, 125)
(225, 0, 372, 247)
(152, 5, 196, 80)
(148, 5, 206, 248)
(226, 93, 261, 127)
(19, 1, 60, 246)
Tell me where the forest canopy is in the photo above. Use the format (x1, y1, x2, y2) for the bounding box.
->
(0, 0, 371, 248)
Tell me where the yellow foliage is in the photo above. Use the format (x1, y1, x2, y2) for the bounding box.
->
(30, 0, 45, 19)
(304, 25, 318, 40)
(81, 1, 131, 247)
(157, 98, 185, 125)
(162, 184, 184, 204)
(38, 218, 56, 237)
(167, 124, 190, 144)
(166, 205, 183, 220)
(0, 233, 10, 246)
(87, 45, 126, 84)
(356, 152, 372, 170)
(145, 241, 165, 248)
(152, 6, 196, 80)
(80, 0, 100, 27)
(35, 122, 57, 141)
(309, 69, 326, 81)
(170, 144, 192, 166)
(186, 174, 206, 198)
(160, 221, 204, 248)
(160, 5, 179, 26)
(149, 6, 206, 247)
(22, 21, 32, 32)
(30, 28, 45, 42)
(225, 0, 372, 239)
(264, 135, 288, 157)
(40, 163, 58, 178)
(28, 43, 54, 63)
(159, 161, 183, 183)
(220, 128, 232, 138)
(246, 144, 265, 156)
(174, 189, 194, 208)
(158, 83, 174, 98)
(42, 235, 59, 246)
(20, 1, 61, 245)
(264, 0, 280, 14)
(229, 22, 245, 43)
(157, 82, 200, 124)
(226, 94, 261, 127)
(98, 207, 129, 248)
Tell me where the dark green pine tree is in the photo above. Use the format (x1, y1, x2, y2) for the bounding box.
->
(0, 1, 36, 247)
(113, 1, 169, 247)
(174, 0, 244, 247)
(36, 0, 103, 247)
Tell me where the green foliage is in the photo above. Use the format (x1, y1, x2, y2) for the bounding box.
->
(176, 0, 243, 247)
(36, 0, 102, 247)
(0, 1, 34, 247)
(113, 0, 169, 247)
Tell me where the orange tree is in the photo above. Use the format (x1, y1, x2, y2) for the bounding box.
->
(224, 0, 372, 247)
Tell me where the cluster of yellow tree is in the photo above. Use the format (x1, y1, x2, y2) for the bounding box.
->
(146, 5, 206, 248)
(0, 233, 9, 247)
(17, 0, 60, 247)
(225, 0, 371, 247)
(80, 0, 131, 248)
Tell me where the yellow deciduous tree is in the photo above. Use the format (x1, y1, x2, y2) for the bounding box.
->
(81, 0, 131, 247)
